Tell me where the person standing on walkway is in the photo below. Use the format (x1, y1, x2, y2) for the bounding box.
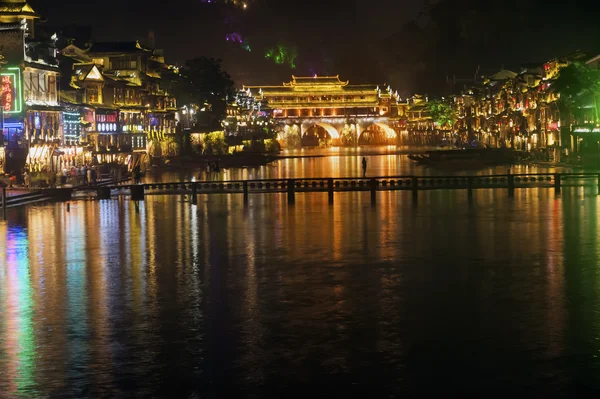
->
(133, 165, 141, 184)
(362, 157, 367, 177)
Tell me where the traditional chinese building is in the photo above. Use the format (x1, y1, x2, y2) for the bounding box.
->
(59, 40, 178, 168)
(0, 0, 64, 174)
(86, 41, 177, 162)
(243, 75, 400, 147)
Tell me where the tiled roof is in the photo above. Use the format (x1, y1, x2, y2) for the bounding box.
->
(291, 76, 347, 86)
(0, 1, 38, 16)
(87, 41, 149, 54)
(487, 70, 518, 81)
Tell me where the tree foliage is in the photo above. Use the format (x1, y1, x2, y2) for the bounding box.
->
(553, 62, 600, 110)
(203, 131, 228, 155)
(426, 99, 455, 128)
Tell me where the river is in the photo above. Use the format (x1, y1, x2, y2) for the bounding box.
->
(146, 147, 569, 183)
(1, 149, 599, 397)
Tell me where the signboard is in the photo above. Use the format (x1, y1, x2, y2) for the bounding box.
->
(0, 67, 22, 114)
(96, 111, 118, 133)
(572, 126, 600, 134)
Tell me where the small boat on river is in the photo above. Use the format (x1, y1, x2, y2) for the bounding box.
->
(408, 148, 526, 169)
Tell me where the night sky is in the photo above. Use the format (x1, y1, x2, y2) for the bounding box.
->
(31, 0, 600, 94)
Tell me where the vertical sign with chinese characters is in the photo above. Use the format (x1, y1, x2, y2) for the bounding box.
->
(2, 75, 13, 112)
(0, 67, 22, 114)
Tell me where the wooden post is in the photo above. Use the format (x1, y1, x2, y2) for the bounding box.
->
(97, 186, 111, 199)
(131, 185, 145, 201)
(554, 174, 561, 195)
(467, 176, 473, 201)
(411, 176, 418, 201)
(328, 178, 334, 205)
(288, 179, 295, 205)
(1, 187, 6, 220)
(191, 183, 197, 204)
(243, 181, 249, 205)
(508, 175, 515, 197)
(370, 178, 377, 205)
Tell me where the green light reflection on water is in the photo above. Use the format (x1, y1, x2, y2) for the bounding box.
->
(6, 226, 36, 396)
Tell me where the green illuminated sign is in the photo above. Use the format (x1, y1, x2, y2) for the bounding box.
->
(0, 67, 23, 114)
(572, 126, 600, 133)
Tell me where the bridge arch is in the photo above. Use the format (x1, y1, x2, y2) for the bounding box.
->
(302, 123, 340, 146)
(303, 123, 340, 139)
(374, 123, 397, 139)
(359, 123, 396, 145)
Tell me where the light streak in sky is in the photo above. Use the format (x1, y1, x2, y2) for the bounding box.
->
(201, 0, 251, 9)
(226, 33, 252, 52)
(265, 43, 298, 69)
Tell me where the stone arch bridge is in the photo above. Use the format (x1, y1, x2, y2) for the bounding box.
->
(275, 117, 399, 148)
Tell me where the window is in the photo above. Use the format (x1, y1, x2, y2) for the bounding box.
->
(110, 56, 137, 70)
(87, 87, 99, 103)
(115, 88, 125, 104)
(126, 89, 139, 104)
(48, 75, 57, 101)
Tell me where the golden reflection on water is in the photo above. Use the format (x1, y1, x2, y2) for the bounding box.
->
(148, 149, 569, 184)
(2, 186, 600, 395)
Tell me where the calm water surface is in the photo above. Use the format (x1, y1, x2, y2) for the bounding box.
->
(148, 147, 569, 183)
(1, 151, 600, 397)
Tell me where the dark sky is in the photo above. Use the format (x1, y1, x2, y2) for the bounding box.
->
(30, 0, 600, 94)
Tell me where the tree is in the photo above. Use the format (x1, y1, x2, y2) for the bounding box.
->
(553, 62, 600, 120)
(552, 62, 600, 150)
(170, 57, 235, 126)
(426, 99, 456, 129)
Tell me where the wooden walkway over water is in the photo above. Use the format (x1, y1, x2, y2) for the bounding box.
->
(87, 172, 600, 205)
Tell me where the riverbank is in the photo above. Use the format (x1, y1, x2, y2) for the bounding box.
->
(164, 153, 278, 169)
(158, 147, 468, 171)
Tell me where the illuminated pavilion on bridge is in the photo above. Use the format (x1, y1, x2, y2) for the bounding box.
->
(243, 75, 404, 147)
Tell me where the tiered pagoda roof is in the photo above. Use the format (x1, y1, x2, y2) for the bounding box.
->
(243, 75, 399, 109)
(245, 75, 385, 95)
(285, 75, 349, 86)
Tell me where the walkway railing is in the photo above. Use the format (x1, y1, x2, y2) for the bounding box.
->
(90, 172, 600, 205)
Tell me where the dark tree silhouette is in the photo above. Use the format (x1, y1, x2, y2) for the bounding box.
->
(170, 57, 235, 124)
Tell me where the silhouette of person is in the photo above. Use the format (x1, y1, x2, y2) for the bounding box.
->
(362, 157, 367, 177)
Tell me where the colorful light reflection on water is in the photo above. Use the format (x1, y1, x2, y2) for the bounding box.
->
(1, 177, 600, 396)
(2, 225, 36, 397)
